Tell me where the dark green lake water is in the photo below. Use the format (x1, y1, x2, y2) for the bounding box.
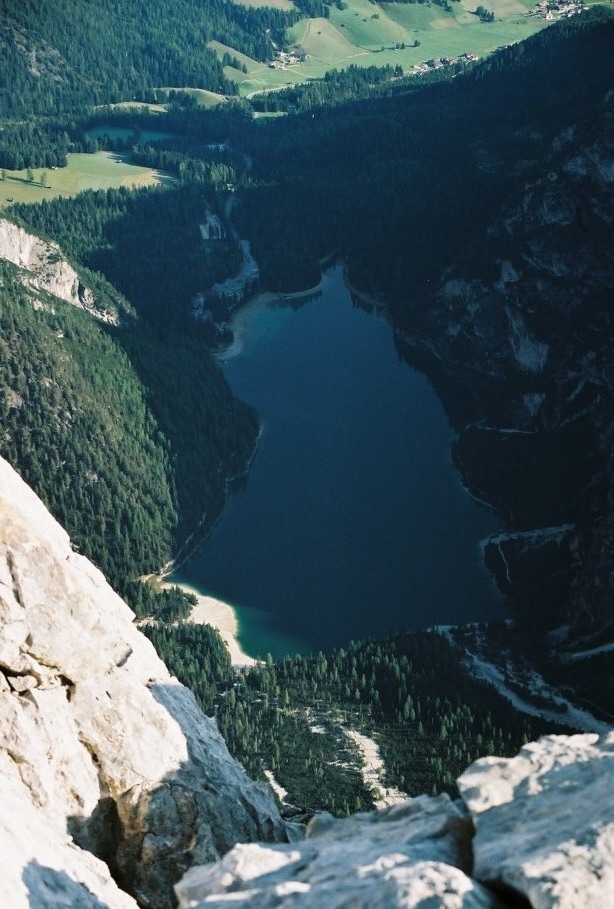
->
(175, 267, 504, 658)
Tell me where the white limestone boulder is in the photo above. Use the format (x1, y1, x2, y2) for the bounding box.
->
(0, 457, 287, 909)
(457, 732, 614, 908)
(0, 753, 139, 909)
(175, 795, 504, 908)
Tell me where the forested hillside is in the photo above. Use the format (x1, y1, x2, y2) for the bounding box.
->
(0, 247, 257, 615)
(0, 260, 175, 587)
(144, 622, 569, 814)
(0, 0, 297, 117)
(11, 184, 239, 326)
(2, 179, 258, 617)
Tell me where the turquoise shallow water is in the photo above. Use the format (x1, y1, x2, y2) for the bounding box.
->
(174, 267, 504, 658)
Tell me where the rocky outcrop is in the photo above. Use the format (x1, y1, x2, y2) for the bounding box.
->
(0, 21, 70, 82)
(0, 457, 287, 909)
(458, 732, 614, 908)
(176, 732, 614, 909)
(400, 99, 614, 643)
(0, 218, 119, 323)
(176, 795, 498, 909)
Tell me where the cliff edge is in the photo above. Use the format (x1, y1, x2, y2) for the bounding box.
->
(0, 456, 286, 909)
(176, 730, 614, 909)
(0, 217, 119, 323)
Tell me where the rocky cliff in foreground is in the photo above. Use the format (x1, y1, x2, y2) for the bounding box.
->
(0, 456, 286, 909)
(176, 732, 614, 909)
(1, 455, 612, 909)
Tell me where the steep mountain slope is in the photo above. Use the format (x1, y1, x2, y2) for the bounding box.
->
(401, 88, 614, 646)
(0, 456, 287, 909)
(0, 210, 259, 605)
(0, 217, 120, 323)
(0, 0, 296, 118)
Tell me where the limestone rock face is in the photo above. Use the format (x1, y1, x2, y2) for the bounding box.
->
(457, 732, 614, 909)
(178, 733, 614, 909)
(0, 457, 286, 909)
(175, 796, 504, 909)
(0, 217, 118, 323)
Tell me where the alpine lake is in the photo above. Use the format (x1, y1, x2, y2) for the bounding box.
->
(174, 267, 505, 658)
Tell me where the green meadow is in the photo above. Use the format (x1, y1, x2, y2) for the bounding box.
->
(100, 88, 227, 113)
(159, 87, 228, 107)
(212, 0, 604, 95)
(0, 152, 172, 209)
(104, 101, 169, 114)
(231, 0, 294, 7)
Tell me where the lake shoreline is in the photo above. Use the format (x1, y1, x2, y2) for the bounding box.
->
(162, 579, 257, 668)
(178, 266, 505, 658)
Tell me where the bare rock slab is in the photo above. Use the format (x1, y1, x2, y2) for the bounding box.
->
(457, 732, 614, 908)
(0, 457, 287, 909)
(175, 795, 504, 908)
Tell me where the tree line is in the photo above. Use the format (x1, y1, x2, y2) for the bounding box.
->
(3, 177, 259, 610)
(145, 623, 570, 815)
(233, 8, 614, 317)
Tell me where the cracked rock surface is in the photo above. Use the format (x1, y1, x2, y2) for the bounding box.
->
(174, 733, 614, 909)
(457, 732, 614, 909)
(0, 457, 286, 909)
(175, 796, 504, 909)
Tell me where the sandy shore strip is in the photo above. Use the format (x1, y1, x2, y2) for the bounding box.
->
(220, 279, 326, 362)
(162, 581, 257, 667)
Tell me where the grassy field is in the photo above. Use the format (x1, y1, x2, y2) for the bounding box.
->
(160, 87, 228, 107)
(208, 40, 309, 94)
(0, 152, 172, 209)
(208, 0, 604, 96)
(99, 89, 227, 114)
(291, 0, 549, 70)
(105, 101, 169, 114)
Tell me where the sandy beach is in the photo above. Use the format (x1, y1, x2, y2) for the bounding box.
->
(162, 581, 257, 667)
(219, 278, 326, 361)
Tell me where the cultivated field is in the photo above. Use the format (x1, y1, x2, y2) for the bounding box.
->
(211, 0, 602, 96)
(0, 152, 172, 209)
